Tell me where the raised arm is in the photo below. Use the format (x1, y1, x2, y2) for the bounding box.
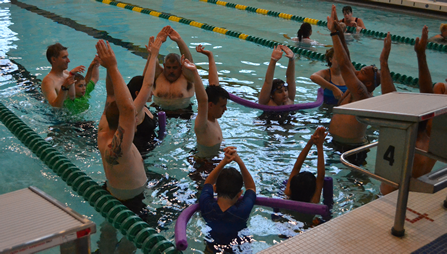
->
(310, 127, 327, 204)
(233, 148, 256, 192)
(168, 27, 193, 62)
(415, 26, 433, 94)
(196, 45, 219, 86)
(259, 46, 283, 105)
(328, 16, 370, 101)
(183, 56, 208, 134)
(332, 4, 340, 22)
(204, 146, 235, 185)
(281, 45, 296, 102)
(143, 27, 169, 78)
(380, 32, 396, 94)
(134, 37, 162, 115)
(84, 56, 100, 85)
(284, 135, 314, 197)
(41, 75, 75, 107)
(96, 40, 135, 154)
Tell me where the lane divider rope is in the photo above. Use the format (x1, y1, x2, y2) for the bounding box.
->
(96, 0, 425, 87)
(0, 102, 180, 254)
(198, 0, 447, 53)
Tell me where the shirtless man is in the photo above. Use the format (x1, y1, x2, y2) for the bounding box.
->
(151, 26, 194, 115)
(42, 43, 85, 107)
(326, 10, 381, 161)
(193, 45, 229, 160)
(380, 26, 437, 194)
(96, 38, 159, 209)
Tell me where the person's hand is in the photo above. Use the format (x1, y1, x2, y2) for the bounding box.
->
(333, 87, 343, 100)
(331, 5, 336, 18)
(168, 27, 181, 42)
(271, 45, 283, 61)
(90, 55, 101, 67)
(196, 45, 211, 56)
(70, 65, 85, 74)
(280, 45, 294, 59)
(61, 75, 75, 90)
(150, 37, 162, 56)
(181, 55, 195, 81)
(145, 36, 155, 54)
(222, 146, 237, 164)
(327, 16, 336, 33)
(414, 25, 428, 55)
(157, 26, 171, 43)
(96, 40, 117, 69)
(311, 127, 327, 147)
(380, 32, 391, 63)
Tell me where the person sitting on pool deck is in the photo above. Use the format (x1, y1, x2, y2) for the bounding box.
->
(310, 47, 347, 105)
(380, 26, 438, 195)
(96, 39, 151, 218)
(428, 23, 447, 44)
(64, 56, 100, 114)
(199, 146, 256, 253)
(284, 127, 327, 203)
(334, 5, 365, 33)
(150, 26, 195, 118)
(326, 10, 382, 165)
(42, 42, 85, 107)
(258, 45, 296, 106)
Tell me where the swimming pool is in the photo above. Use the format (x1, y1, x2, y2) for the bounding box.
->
(0, 0, 446, 252)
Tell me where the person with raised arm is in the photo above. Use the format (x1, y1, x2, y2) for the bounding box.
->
(335, 5, 365, 33)
(258, 45, 296, 106)
(42, 43, 85, 107)
(96, 39, 153, 217)
(126, 35, 165, 155)
(379, 26, 437, 195)
(326, 7, 381, 166)
(64, 56, 100, 114)
(150, 26, 195, 117)
(199, 146, 256, 253)
(284, 127, 327, 204)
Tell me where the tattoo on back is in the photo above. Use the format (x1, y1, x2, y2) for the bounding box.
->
(105, 126, 125, 165)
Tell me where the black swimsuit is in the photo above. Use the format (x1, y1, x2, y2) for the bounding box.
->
(133, 108, 157, 155)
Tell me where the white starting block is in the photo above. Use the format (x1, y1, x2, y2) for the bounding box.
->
(334, 92, 447, 237)
(0, 187, 96, 254)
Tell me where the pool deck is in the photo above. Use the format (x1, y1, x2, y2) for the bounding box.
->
(261, 188, 447, 253)
(368, 0, 447, 12)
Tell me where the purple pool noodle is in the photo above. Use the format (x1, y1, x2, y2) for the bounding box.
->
(228, 88, 324, 112)
(174, 196, 329, 250)
(255, 197, 329, 216)
(323, 177, 334, 209)
(158, 111, 166, 140)
(175, 203, 199, 250)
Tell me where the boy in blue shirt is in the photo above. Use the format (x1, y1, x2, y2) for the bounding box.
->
(199, 146, 256, 253)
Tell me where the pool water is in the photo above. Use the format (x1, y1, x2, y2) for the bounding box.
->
(0, 0, 446, 253)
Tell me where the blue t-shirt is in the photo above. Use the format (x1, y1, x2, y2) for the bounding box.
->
(199, 183, 256, 246)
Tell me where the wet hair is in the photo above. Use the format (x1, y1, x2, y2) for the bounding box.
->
(270, 79, 286, 95)
(342, 6, 353, 14)
(127, 75, 144, 100)
(297, 23, 312, 42)
(325, 48, 334, 67)
(440, 23, 447, 33)
(206, 85, 229, 104)
(164, 53, 181, 65)
(290, 171, 316, 202)
(215, 167, 243, 199)
(46, 43, 67, 64)
(74, 73, 85, 83)
(105, 101, 119, 130)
